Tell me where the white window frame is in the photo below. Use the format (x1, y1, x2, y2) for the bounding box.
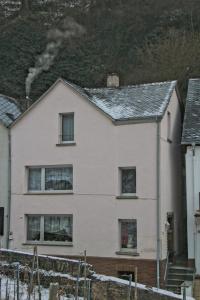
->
(26, 165, 73, 193)
(59, 113, 75, 144)
(119, 167, 136, 196)
(119, 219, 137, 252)
(26, 214, 73, 245)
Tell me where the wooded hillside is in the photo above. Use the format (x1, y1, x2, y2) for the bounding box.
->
(0, 0, 200, 104)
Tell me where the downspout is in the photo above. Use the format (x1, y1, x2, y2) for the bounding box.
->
(6, 130, 11, 249)
(192, 143, 196, 269)
(156, 118, 161, 288)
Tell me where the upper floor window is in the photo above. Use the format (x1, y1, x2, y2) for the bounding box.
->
(61, 113, 74, 143)
(167, 111, 172, 142)
(120, 167, 136, 195)
(28, 166, 73, 192)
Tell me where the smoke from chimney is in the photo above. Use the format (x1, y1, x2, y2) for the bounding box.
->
(25, 17, 85, 98)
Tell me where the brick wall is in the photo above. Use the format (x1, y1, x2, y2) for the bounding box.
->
(65, 255, 167, 287)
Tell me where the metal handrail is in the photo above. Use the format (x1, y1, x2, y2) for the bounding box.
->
(164, 251, 169, 284)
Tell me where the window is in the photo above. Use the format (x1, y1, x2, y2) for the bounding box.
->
(120, 168, 136, 195)
(118, 271, 135, 281)
(61, 113, 74, 142)
(28, 166, 73, 192)
(119, 219, 137, 251)
(167, 111, 172, 141)
(0, 207, 4, 236)
(27, 215, 73, 243)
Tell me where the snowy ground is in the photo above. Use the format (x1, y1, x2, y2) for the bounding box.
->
(0, 276, 83, 300)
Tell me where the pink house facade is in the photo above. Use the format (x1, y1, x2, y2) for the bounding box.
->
(9, 78, 182, 287)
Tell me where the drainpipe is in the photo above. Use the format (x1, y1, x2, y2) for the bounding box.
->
(6, 130, 11, 249)
(156, 118, 161, 288)
(192, 143, 196, 269)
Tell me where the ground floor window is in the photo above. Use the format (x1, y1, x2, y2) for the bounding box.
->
(27, 215, 73, 243)
(119, 219, 137, 250)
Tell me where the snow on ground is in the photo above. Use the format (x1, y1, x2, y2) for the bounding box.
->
(93, 274, 195, 300)
(0, 276, 83, 300)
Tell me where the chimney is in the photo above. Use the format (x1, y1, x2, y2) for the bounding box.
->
(107, 73, 119, 88)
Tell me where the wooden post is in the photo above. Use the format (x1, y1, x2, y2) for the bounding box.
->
(16, 263, 20, 300)
(128, 274, 132, 300)
(75, 261, 81, 300)
(35, 246, 41, 300)
(83, 250, 87, 300)
(49, 283, 59, 300)
(134, 267, 138, 300)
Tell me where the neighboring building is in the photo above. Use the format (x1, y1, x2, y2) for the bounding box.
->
(0, 95, 21, 248)
(182, 78, 200, 275)
(10, 77, 182, 287)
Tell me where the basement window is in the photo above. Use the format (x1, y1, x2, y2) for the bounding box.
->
(27, 215, 73, 244)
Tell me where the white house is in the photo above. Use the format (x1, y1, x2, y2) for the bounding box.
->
(0, 94, 21, 248)
(182, 78, 200, 275)
(9, 76, 182, 287)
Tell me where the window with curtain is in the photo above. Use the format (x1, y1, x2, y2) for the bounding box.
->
(121, 168, 136, 194)
(120, 219, 137, 250)
(45, 167, 72, 190)
(27, 216, 40, 241)
(27, 215, 73, 243)
(44, 216, 72, 242)
(28, 168, 41, 191)
(27, 166, 73, 192)
(62, 113, 74, 142)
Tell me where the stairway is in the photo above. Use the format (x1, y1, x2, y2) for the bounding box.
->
(165, 264, 195, 294)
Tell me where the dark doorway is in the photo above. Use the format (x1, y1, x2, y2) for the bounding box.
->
(167, 212, 174, 262)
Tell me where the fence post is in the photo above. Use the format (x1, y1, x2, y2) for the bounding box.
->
(134, 267, 138, 300)
(75, 261, 81, 300)
(49, 283, 59, 300)
(128, 274, 132, 300)
(183, 283, 186, 300)
(0, 277, 2, 300)
(83, 250, 87, 300)
(87, 279, 91, 300)
(16, 263, 20, 300)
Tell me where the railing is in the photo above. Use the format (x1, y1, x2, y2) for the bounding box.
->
(164, 251, 169, 286)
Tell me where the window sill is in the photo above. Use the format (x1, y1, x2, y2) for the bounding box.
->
(24, 191, 74, 195)
(116, 195, 138, 199)
(116, 251, 139, 256)
(23, 242, 73, 247)
(56, 142, 76, 146)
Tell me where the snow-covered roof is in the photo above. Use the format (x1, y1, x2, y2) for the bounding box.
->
(83, 80, 177, 121)
(0, 94, 21, 127)
(182, 79, 200, 144)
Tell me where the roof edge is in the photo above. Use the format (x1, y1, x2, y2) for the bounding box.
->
(10, 78, 64, 127)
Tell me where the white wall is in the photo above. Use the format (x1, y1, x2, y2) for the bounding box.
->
(185, 146, 200, 274)
(0, 123, 9, 247)
(160, 90, 182, 260)
(10, 80, 181, 262)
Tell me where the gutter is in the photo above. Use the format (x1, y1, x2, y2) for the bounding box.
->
(6, 130, 11, 249)
(192, 143, 196, 269)
(156, 118, 161, 288)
